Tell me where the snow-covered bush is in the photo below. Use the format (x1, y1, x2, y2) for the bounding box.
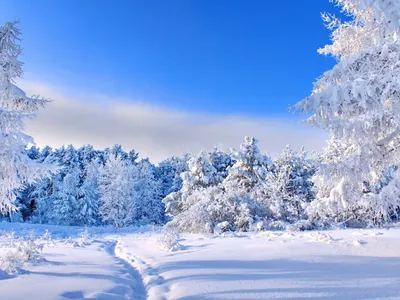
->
(214, 221, 230, 235)
(78, 226, 91, 246)
(286, 220, 314, 232)
(264, 220, 287, 231)
(0, 232, 45, 274)
(157, 225, 182, 251)
(41, 229, 56, 247)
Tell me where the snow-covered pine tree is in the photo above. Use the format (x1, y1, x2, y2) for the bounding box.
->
(38, 145, 53, 163)
(98, 155, 137, 227)
(78, 145, 97, 166)
(0, 21, 52, 214)
(166, 138, 273, 233)
(135, 159, 164, 225)
(78, 158, 100, 226)
(295, 0, 400, 225)
(30, 176, 53, 224)
(157, 154, 189, 200)
(223, 136, 270, 194)
(163, 151, 219, 218)
(209, 146, 234, 180)
(51, 145, 81, 225)
(220, 136, 271, 230)
(105, 144, 128, 161)
(265, 145, 316, 222)
(29, 147, 60, 224)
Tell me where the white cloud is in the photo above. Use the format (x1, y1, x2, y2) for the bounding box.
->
(20, 80, 328, 162)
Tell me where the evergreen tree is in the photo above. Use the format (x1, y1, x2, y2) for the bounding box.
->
(209, 146, 234, 180)
(0, 22, 51, 213)
(135, 159, 164, 224)
(157, 155, 189, 200)
(223, 136, 271, 194)
(98, 155, 137, 227)
(163, 151, 218, 218)
(265, 146, 316, 222)
(295, 0, 400, 224)
(78, 159, 100, 226)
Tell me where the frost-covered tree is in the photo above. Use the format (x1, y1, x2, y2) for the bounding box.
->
(52, 172, 80, 225)
(265, 146, 316, 222)
(209, 146, 234, 180)
(105, 144, 128, 161)
(220, 137, 272, 230)
(78, 159, 100, 226)
(30, 176, 53, 224)
(166, 138, 273, 233)
(157, 154, 189, 199)
(50, 145, 81, 225)
(98, 155, 138, 227)
(135, 159, 164, 224)
(295, 0, 400, 224)
(163, 151, 219, 218)
(0, 22, 51, 213)
(223, 136, 270, 194)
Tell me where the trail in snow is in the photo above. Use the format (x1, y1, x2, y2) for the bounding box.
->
(0, 238, 144, 300)
(114, 240, 170, 300)
(105, 240, 147, 300)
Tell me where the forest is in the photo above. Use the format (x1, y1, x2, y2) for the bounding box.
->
(2, 0, 400, 235)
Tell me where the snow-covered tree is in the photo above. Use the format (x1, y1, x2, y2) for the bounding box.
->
(209, 146, 234, 180)
(50, 145, 81, 225)
(223, 136, 270, 194)
(166, 138, 273, 233)
(105, 144, 128, 161)
(0, 22, 52, 213)
(265, 146, 316, 222)
(163, 151, 219, 218)
(295, 0, 400, 224)
(78, 159, 100, 226)
(217, 137, 272, 230)
(52, 172, 80, 225)
(135, 159, 164, 225)
(157, 154, 189, 199)
(98, 155, 138, 227)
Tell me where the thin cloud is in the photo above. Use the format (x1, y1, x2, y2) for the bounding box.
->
(20, 80, 328, 162)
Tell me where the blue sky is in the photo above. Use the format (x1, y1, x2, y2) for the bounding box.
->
(2, 0, 340, 115)
(1, 0, 340, 160)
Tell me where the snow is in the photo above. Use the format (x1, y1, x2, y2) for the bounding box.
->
(2, 223, 399, 300)
(0, 223, 146, 300)
(114, 229, 400, 299)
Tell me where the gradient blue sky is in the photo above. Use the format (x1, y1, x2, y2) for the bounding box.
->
(2, 0, 340, 115)
(1, 1, 341, 160)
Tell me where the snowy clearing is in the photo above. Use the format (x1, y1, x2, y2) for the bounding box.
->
(1, 224, 400, 300)
(0, 224, 146, 300)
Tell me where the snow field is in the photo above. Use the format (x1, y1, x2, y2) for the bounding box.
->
(114, 228, 400, 300)
(1, 224, 400, 300)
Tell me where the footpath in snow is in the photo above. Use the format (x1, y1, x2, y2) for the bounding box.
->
(0, 224, 146, 300)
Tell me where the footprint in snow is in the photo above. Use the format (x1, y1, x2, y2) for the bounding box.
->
(353, 239, 367, 246)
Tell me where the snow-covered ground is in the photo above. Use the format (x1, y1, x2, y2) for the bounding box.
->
(1, 223, 400, 300)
